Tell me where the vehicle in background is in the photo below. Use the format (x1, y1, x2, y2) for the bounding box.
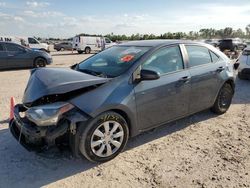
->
(0, 36, 50, 52)
(237, 47, 250, 80)
(219, 38, 247, 52)
(0, 42, 52, 70)
(54, 41, 73, 51)
(10, 40, 235, 163)
(72, 36, 115, 54)
(204, 39, 220, 47)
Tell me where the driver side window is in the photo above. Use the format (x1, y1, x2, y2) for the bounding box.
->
(142, 46, 184, 75)
(28, 38, 38, 44)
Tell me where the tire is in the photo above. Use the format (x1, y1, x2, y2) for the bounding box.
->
(33, 57, 46, 68)
(79, 111, 129, 163)
(78, 50, 83, 54)
(211, 83, 234, 115)
(85, 47, 91, 54)
(60, 47, 65, 51)
(238, 72, 246, 80)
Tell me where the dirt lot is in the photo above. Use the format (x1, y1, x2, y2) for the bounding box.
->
(0, 51, 249, 188)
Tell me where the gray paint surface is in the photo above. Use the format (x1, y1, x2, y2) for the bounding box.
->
(22, 40, 235, 137)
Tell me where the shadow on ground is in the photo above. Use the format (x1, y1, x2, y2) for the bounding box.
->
(0, 109, 216, 188)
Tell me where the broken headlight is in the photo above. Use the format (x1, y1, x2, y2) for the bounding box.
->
(25, 102, 74, 126)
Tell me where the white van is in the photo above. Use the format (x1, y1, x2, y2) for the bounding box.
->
(72, 36, 115, 54)
(0, 36, 49, 52)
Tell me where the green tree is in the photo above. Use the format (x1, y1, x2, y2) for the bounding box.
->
(246, 24, 250, 38)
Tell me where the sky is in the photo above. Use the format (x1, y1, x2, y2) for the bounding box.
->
(0, 0, 250, 38)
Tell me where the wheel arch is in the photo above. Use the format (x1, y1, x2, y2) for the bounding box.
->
(89, 107, 138, 138)
(225, 79, 235, 93)
(212, 78, 235, 106)
(111, 109, 132, 136)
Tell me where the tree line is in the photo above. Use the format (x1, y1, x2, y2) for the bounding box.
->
(105, 26, 250, 41)
(37, 25, 250, 42)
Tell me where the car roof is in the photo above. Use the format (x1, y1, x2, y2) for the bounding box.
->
(0, 41, 19, 45)
(118, 39, 205, 47)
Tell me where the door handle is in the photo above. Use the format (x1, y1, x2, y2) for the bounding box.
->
(179, 76, 191, 83)
(8, 55, 14, 57)
(216, 66, 225, 72)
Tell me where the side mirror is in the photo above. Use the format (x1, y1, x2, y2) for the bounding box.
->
(70, 63, 78, 70)
(140, 69, 160, 81)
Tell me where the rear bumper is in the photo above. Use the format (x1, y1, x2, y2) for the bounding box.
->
(239, 68, 250, 79)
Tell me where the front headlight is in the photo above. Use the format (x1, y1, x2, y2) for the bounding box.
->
(25, 102, 74, 126)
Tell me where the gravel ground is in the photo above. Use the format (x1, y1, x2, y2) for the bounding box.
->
(0, 51, 249, 188)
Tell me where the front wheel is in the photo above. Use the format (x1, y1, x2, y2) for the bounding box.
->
(79, 111, 129, 163)
(33, 57, 46, 68)
(211, 83, 234, 115)
(85, 47, 91, 54)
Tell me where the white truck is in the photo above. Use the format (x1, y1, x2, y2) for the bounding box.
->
(0, 36, 50, 52)
(72, 36, 115, 54)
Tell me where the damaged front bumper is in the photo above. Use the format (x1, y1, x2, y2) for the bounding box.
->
(9, 104, 89, 154)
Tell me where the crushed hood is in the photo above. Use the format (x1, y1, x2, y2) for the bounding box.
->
(22, 68, 109, 104)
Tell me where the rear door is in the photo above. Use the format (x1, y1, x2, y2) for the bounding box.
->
(6, 43, 32, 68)
(134, 45, 191, 130)
(0, 43, 8, 69)
(184, 45, 224, 113)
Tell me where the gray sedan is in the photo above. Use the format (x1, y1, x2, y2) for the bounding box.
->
(238, 47, 250, 79)
(0, 42, 52, 70)
(10, 40, 235, 162)
(54, 42, 73, 51)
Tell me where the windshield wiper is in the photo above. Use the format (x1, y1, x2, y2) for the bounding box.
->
(78, 68, 108, 78)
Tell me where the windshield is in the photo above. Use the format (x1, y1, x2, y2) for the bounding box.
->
(77, 46, 150, 77)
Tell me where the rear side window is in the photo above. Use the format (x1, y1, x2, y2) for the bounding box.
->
(142, 46, 184, 75)
(186, 45, 212, 67)
(209, 51, 220, 62)
(0, 44, 4, 51)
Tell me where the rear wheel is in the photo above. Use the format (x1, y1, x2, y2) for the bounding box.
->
(60, 47, 65, 51)
(79, 111, 129, 162)
(85, 47, 91, 54)
(211, 83, 234, 115)
(33, 57, 46, 68)
(238, 72, 246, 80)
(77, 50, 83, 54)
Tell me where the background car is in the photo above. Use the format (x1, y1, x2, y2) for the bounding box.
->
(54, 42, 73, 51)
(219, 38, 247, 52)
(10, 40, 235, 163)
(0, 42, 52, 70)
(238, 47, 250, 80)
(204, 39, 220, 47)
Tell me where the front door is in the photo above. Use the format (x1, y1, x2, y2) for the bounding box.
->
(6, 43, 31, 68)
(134, 45, 191, 131)
(0, 43, 8, 69)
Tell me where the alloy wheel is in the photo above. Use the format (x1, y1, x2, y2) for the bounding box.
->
(90, 121, 124, 158)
